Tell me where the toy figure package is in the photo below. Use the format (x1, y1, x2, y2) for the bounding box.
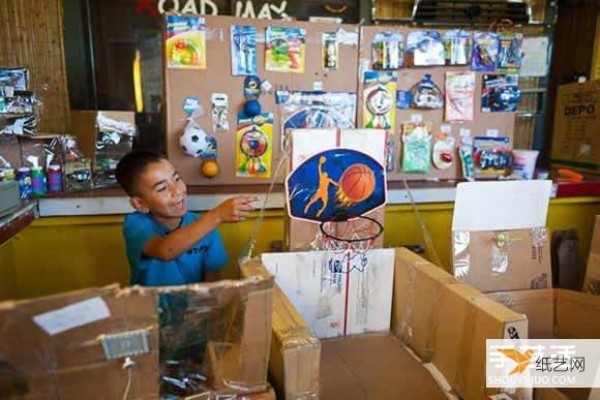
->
(481, 74, 521, 113)
(322, 32, 339, 71)
(231, 25, 257, 76)
(432, 129, 456, 170)
(443, 30, 471, 66)
(265, 26, 306, 73)
(473, 136, 512, 177)
(0, 68, 29, 94)
(363, 71, 397, 130)
(445, 71, 475, 122)
(498, 32, 523, 72)
(472, 32, 499, 72)
(402, 122, 432, 173)
(372, 31, 404, 70)
(411, 74, 443, 109)
(236, 112, 273, 178)
(165, 15, 207, 69)
(406, 31, 445, 67)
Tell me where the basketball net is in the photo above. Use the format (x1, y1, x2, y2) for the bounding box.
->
(312, 216, 382, 252)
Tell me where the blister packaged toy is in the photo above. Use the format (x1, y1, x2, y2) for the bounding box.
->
(265, 26, 306, 73)
(473, 136, 512, 177)
(406, 30, 445, 67)
(432, 130, 456, 170)
(231, 25, 257, 76)
(481, 74, 521, 113)
(445, 71, 475, 122)
(443, 30, 471, 66)
(0, 67, 29, 93)
(472, 32, 499, 72)
(402, 122, 432, 173)
(322, 32, 339, 71)
(498, 32, 523, 72)
(165, 15, 207, 69)
(363, 71, 397, 129)
(372, 31, 404, 70)
(411, 74, 443, 109)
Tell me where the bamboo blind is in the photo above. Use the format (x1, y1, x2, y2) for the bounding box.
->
(0, 0, 70, 133)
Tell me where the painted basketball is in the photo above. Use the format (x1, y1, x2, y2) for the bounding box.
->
(336, 163, 376, 205)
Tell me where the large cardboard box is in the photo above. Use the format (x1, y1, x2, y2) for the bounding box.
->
(0, 277, 273, 399)
(551, 80, 600, 174)
(240, 258, 321, 400)
(487, 288, 600, 400)
(584, 215, 600, 295)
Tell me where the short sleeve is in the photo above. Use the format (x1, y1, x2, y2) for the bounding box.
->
(123, 213, 160, 273)
(202, 229, 229, 272)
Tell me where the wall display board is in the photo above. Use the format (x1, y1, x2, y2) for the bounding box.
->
(165, 14, 359, 185)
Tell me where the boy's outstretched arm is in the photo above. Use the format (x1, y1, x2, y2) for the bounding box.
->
(143, 196, 257, 261)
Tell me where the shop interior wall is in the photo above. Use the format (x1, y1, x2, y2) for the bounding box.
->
(1, 198, 600, 301)
(0, 0, 71, 133)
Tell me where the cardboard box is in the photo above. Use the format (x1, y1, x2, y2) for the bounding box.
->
(584, 215, 600, 295)
(321, 334, 448, 400)
(551, 80, 600, 174)
(452, 228, 552, 293)
(240, 258, 321, 400)
(486, 288, 600, 400)
(261, 248, 395, 339)
(0, 277, 273, 399)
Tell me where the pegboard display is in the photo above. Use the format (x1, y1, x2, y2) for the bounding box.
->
(164, 16, 519, 185)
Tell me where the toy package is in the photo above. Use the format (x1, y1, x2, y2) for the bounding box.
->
(93, 112, 137, 187)
(165, 15, 206, 69)
(411, 74, 443, 109)
(432, 129, 456, 170)
(0, 90, 41, 136)
(481, 74, 521, 113)
(265, 26, 306, 73)
(473, 136, 512, 177)
(322, 32, 339, 71)
(445, 71, 475, 122)
(363, 71, 397, 130)
(211, 93, 229, 132)
(406, 31, 445, 67)
(402, 122, 432, 174)
(0, 67, 29, 93)
(236, 112, 273, 178)
(231, 25, 257, 76)
(472, 32, 499, 72)
(498, 32, 523, 72)
(372, 31, 404, 70)
(443, 30, 471, 66)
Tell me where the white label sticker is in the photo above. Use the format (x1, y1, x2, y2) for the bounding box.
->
(486, 129, 499, 137)
(33, 297, 111, 335)
(410, 114, 423, 123)
(440, 124, 452, 134)
(459, 128, 471, 138)
(313, 81, 323, 91)
(260, 79, 272, 92)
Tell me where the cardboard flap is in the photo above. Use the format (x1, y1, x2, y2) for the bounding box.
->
(554, 289, 600, 339)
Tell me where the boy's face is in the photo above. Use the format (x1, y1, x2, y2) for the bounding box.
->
(130, 159, 187, 224)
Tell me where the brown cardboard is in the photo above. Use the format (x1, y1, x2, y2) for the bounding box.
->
(320, 334, 448, 400)
(69, 110, 97, 159)
(239, 258, 320, 400)
(584, 215, 600, 295)
(550, 80, 600, 173)
(0, 134, 22, 170)
(452, 228, 552, 293)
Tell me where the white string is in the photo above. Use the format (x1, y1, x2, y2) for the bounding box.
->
(122, 368, 132, 400)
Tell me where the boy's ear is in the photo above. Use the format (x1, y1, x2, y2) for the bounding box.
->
(130, 197, 150, 214)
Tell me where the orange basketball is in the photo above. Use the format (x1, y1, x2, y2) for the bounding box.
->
(337, 163, 376, 204)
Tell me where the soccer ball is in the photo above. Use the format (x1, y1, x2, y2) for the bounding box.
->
(180, 123, 212, 158)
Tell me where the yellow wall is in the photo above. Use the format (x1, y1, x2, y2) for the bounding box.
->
(1, 197, 600, 301)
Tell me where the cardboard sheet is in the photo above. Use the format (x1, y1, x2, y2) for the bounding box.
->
(584, 215, 600, 295)
(262, 249, 394, 339)
(452, 181, 552, 232)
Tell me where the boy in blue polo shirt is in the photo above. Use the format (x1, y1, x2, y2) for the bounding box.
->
(115, 151, 256, 286)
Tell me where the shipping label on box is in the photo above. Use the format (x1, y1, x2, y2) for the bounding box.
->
(262, 249, 394, 339)
(551, 80, 600, 173)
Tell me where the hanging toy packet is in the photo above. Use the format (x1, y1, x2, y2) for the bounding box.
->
(363, 70, 397, 130)
(406, 31, 445, 67)
(372, 31, 404, 70)
(445, 71, 475, 122)
(472, 32, 499, 72)
(411, 74, 443, 109)
(265, 26, 306, 73)
(497, 32, 523, 72)
(473, 136, 512, 177)
(481, 74, 521, 113)
(165, 15, 206, 69)
(179, 102, 217, 159)
(231, 25, 257, 76)
(235, 113, 273, 179)
(432, 126, 456, 171)
(402, 122, 432, 174)
(443, 30, 471, 66)
(322, 32, 339, 71)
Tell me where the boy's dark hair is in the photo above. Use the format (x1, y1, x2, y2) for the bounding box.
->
(115, 150, 167, 196)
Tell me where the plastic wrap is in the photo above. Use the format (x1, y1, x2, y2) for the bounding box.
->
(93, 112, 137, 188)
(0, 134, 21, 180)
(59, 134, 92, 192)
(0, 70, 43, 136)
(156, 277, 273, 398)
(452, 227, 551, 293)
(240, 258, 321, 400)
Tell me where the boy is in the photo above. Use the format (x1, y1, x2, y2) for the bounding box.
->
(115, 150, 256, 286)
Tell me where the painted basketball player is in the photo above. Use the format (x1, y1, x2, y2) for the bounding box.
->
(304, 156, 338, 218)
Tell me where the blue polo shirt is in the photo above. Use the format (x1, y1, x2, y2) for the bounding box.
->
(123, 211, 228, 286)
